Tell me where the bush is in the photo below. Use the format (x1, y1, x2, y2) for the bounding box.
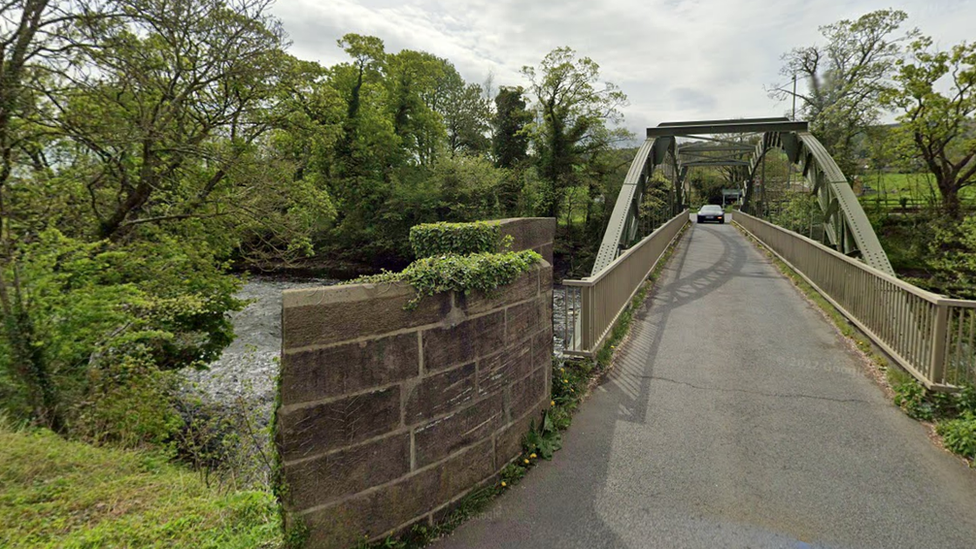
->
(356, 250, 541, 309)
(892, 377, 934, 420)
(927, 216, 976, 300)
(409, 220, 504, 259)
(937, 412, 976, 460)
(75, 350, 182, 448)
(0, 228, 243, 436)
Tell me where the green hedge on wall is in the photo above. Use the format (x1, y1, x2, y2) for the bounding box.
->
(356, 250, 541, 309)
(409, 221, 506, 258)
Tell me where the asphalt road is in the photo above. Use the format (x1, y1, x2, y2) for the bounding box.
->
(434, 221, 976, 549)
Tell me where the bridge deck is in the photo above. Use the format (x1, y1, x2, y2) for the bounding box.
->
(435, 222, 976, 549)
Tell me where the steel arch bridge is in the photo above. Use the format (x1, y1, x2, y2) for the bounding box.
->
(592, 117, 893, 276)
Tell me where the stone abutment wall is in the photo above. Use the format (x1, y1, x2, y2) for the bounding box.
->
(275, 219, 554, 548)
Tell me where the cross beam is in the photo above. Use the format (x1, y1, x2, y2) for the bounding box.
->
(647, 118, 808, 138)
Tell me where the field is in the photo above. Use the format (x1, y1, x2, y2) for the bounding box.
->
(857, 172, 976, 210)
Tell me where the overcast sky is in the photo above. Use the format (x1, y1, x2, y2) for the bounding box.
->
(270, 0, 976, 140)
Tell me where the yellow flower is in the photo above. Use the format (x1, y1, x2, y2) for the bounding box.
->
(562, 379, 568, 383)
(524, 458, 530, 464)
(501, 481, 507, 487)
(550, 400, 555, 406)
(530, 453, 537, 459)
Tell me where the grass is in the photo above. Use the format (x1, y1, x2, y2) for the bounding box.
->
(0, 421, 283, 549)
(858, 172, 976, 210)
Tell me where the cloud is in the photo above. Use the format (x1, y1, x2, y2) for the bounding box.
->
(271, 0, 976, 139)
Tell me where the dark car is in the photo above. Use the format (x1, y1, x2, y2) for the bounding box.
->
(697, 205, 725, 224)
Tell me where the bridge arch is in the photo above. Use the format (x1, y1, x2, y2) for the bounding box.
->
(592, 117, 893, 275)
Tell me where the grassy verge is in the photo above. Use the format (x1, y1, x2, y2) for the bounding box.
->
(732, 221, 976, 466)
(0, 420, 282, 549)
(361, 223, 690, 549)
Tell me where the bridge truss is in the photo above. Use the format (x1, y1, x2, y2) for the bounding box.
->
(592, 117, 893, 276)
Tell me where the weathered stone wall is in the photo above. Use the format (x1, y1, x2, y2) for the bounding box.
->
(496, 217, 555, 266)
(276, 220, 554, 549)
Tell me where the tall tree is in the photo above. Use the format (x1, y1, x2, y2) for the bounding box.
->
(0, 0, 122, 431)
(492, 86, 531, 169)
(883, 38, 976, 218)
(440, 69, 490, 157)
(770, 9, 915, 176)
(53, 0, 289, 240)
(522, 47, 627, 219)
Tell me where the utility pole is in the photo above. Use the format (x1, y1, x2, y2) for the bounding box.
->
(788, 74, 797, 193)
(791, 74, 797, 120)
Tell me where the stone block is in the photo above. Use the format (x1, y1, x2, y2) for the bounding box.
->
(278, 386, 400, 461)
(301, 440, 494, 549)
(536, 243, 554, 268)
(283, 282, 451, 349)
(533, 326, 553, 372)
(422, 310, 504, 372)
(477, 338, 535, 397)
(505, 299, 547, 344)
(283, 432, 410, 511)
(405, 362, 477, 424)
(413, 394, 504, 468)
(281, 333, 419, 404)
(539, 261, 553, 291)
(497, 218, 556, 260)
(508, 369, 548, 422)
(494, 408, 542, 468)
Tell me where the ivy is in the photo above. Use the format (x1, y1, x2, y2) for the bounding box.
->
(409, 220, 506, 259)
(355, 250, 541, 309)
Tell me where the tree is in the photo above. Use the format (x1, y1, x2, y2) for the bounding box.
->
(492, 86, 531, 169)
(440, 70, 490, 158)
(492, 86, 532, 214)
(0, 0, 311, 433)
(522, 47, 628, 220)
(54, 0, 289, 240)
(770, 9, 915, 176)
(0, 0, 121, 432)
(883, 38, 976, 218)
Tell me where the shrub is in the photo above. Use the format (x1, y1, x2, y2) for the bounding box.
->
(356, 250, 541, 309)
(892, 377, 934, 420)
(937, 412, 976, 460)
(75, 350, 182, 448)
(409, 220, 504, 258)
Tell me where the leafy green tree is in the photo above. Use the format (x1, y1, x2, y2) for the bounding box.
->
(326, 34, 397, 252)
(927, 216, 976, 299)
(492, 86, 532, 214)
(53, 0, 288, 240)
(492, 86, 531, 169)
(0, 0, 313, 433)
(770, 9, 916, 176)
(385, 49, 447, 168)
(883, 37, 976, 218)
(430, 154, 504, 221)
(0, 1, 122, 431)
(522, 47, 628, 220)
(440, 70, 490, 158)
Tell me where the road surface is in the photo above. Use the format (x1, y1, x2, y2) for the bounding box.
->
(434, 221, 976, 549)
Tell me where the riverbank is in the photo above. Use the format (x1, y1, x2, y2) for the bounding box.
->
(0, 420, 282, 549)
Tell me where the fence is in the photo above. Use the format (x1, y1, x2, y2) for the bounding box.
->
(735, 211, 976, 389)
(562, 211, 688, 357)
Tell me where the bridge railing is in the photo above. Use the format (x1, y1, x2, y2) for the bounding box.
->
(562, 210, 688, 357)
(735, 211, 976, 389)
